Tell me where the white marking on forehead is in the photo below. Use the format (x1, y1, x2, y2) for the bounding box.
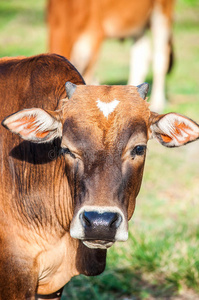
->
(96, 99, 120, 118)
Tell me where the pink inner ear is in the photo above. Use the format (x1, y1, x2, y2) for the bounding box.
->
(160, 121, 194, 145)
(19, 116, 50, 138)
(160, 134, 173, 143)
(20, 116, 36, 127)
(9, 115, 50, 138)
(174, 121, 195, 144)
(35, 131, 50, 138)
(174, 121, 191, 133)
(8, 116, 36, 131)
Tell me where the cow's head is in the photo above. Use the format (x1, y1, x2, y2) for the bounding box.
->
(2, 83, 199, 249)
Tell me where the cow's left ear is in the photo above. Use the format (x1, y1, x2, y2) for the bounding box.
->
(2, 108, 62, 143)
(149, 112, 199, 147)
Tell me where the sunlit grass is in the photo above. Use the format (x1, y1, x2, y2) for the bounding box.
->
(0, 0, 46, 56)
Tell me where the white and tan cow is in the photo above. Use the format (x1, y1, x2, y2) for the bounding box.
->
(48, 0, 175, 111)
(1, 54, 199, 300)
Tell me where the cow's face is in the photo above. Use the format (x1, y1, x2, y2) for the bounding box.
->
(60, 84, 150, 249)
(3, 83, 199, 249)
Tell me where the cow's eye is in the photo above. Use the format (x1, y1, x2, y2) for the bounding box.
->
(60, 147, 76, 159)
(130, 145, 146, 158)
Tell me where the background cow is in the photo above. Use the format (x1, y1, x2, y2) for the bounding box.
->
(47, 0, 175, 112)
(1, 54, 199, 300)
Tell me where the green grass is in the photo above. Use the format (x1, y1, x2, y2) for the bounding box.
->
(0, 0, 199, 299)
(0, 0, 46, 56)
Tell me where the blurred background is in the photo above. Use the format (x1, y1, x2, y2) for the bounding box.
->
(0, 0, 199, 299)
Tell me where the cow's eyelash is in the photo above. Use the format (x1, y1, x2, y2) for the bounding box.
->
(60, 147, 76, 159)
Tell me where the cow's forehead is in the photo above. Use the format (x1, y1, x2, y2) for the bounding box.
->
(63, 85, 150, 122)
(61, 85, 150, 149)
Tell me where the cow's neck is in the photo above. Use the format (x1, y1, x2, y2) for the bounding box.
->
(36, 233, 107, 294)
(3, 139, 72, 235)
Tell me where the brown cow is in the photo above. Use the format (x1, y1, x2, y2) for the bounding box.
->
(48, 0, 175, 112)
(1, 54, 199, 300)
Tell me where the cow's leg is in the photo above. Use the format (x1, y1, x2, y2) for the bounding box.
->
(128, 34, 151, 86)
(35, 287, 63, 300)
(149, 5, 172, 112)
(47, 0, 72, 59)
(70, 31, 104, 84)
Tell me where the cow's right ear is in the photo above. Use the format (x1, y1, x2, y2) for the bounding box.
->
(149, 112, 199, 147)
(2, 108, 62, 143)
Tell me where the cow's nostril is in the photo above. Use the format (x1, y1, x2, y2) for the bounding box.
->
(80, 211, 122, 230)
(110, 213, 122, 229)
(80, 212, 92, 227)
(79, 210, 124, 242)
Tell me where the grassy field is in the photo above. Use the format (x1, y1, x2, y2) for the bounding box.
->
(0, 0, 199, 299)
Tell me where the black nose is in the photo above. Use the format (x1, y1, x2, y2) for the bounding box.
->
(79, 211, 122, 241)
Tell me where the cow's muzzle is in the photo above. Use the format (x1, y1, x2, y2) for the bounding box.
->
(70, 206, 128, 249)
(80, 211, 122, 239)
